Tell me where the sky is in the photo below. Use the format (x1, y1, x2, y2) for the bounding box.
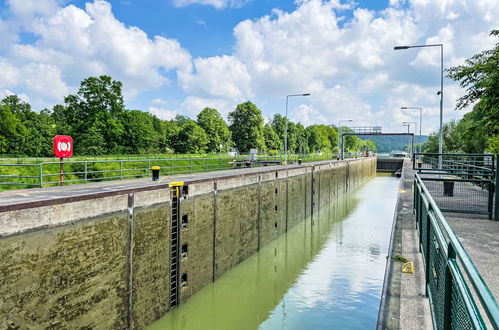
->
(0, 0, 497, 134)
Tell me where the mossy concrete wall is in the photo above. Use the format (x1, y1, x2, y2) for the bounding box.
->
(0, 157, 375, 329)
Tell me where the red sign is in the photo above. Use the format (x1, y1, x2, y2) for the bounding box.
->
(54, 135, 73, 158)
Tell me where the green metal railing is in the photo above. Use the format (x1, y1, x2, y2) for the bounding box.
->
(0, 153, 338, 190)
(414, 172, 499, 329)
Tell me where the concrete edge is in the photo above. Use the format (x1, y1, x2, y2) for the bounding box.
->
(376, 161, 405, 330)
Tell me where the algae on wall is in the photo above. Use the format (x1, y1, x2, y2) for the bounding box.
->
(0, 213, 129, 329)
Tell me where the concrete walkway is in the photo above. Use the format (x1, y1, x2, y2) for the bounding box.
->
(379, 158, 499, 329)
(378, 159, 432, 330)
(447, 216, 499, 300)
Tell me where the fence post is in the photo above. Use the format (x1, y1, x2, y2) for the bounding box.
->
(120, 161, 123, 180)
(443, 243, 456, 330)
(84, 162, 88, 183)
(424, 204, 432, 297)
(495, 155, 498, 221)
(148, 160, 151, 177)
(39, 164, 43, 188)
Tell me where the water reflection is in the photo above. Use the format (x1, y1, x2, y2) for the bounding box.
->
(148, 176, 399, 330)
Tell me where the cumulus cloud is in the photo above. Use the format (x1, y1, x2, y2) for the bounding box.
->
(148, 106, 178, 120)
(180, 0, 498, 133)
(0, 0, 192, 108)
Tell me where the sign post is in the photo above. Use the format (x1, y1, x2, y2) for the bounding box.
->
(53, 135, 73, 186)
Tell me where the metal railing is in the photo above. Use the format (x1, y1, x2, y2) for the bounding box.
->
(413, 173, 499, 329)
(413, 153, 497, 219)
(413, 153, 495, 180)
(0, 153, 337, 190)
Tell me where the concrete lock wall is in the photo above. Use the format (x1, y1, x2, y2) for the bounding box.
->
(0, 158, 376, 329)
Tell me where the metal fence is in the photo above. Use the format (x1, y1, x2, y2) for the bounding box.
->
(413, 173, 499, 329)
(413, 153, 497, 219)
(413, 153, 495, 180)
(0, 153, 336, 190)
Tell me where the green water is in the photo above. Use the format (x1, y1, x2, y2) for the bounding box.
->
(148, 176, 399, 330)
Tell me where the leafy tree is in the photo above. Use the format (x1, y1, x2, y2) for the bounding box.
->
(64, 75, 126, 155)
(228, 101, 265, 152)
(424, 120, 465, 153)
(263, 123, 281, 152)
(0, 97, 27, 155)
(122, 110, 157, 154)
(0, 95, 55, 156)
(446, 29, 499, 153)
(170, 119, 208, 154)
(306, 125, 332, 152)
(294, 123, 309, 154)
(197, 107, 232, 153)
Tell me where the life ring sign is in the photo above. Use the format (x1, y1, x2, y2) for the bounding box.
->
(53, 135, 73, 158)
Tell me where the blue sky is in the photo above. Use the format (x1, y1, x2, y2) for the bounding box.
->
(0, 0, 497, 134)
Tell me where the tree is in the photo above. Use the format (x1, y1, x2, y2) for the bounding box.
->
(423, 120, 465, 153)
(263, 123, 281, 152)
(228, 101, 265, 152)
(446, 29, 499, 153)
(0, 95, 55, 156)
(170, 119, 208, 154)
(122, 110, 157, 154)
(197, 107, 232, 153)
(306, 125, 332, 152)
(0, 97, 27, 155)
(293, 123, 309, 154)
(64, 75, 126, 155)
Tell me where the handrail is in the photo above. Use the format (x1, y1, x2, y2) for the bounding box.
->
(414, 172, 499, 328)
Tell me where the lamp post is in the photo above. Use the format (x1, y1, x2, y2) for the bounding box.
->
(395, 44, 443, 166)
(285, 93, 310, 164)
(401, 107, 422, 153)
(402, 122, 411, 156)
(338, 119, 353, 160)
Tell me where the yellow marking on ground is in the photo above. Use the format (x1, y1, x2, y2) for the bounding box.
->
(399, 189, 407, 193)
(402, 262, 415, 274)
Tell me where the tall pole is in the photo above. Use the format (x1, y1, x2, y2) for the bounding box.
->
(285, 93, 310, 165)
(401, 107, 422, 153)
(285, 95, 289, 164)
(395, 44, 443, 164)
(439, 45, 444, 166)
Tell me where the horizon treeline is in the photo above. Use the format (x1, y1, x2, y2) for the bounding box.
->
(0, 75, 374, 157)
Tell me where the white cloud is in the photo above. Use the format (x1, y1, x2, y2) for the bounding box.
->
(179, 55, 253, 100)
(178, 0, 497, 134)
(0, 89, 30, 103)
(172, 0, 251, 9)
(180, 96, 235, 118)
(148, 106, 178, 120)
(0, 0, 192, 109)
(151, 98, 167, 105)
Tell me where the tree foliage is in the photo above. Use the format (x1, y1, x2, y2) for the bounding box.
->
(228, 101, 265, 152)
(0, 75, 385, 157)
(197, 107, 232, 152)
(440, 29, 499, 153)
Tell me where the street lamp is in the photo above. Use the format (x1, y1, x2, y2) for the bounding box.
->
(402, 122, 412, 156)
(401, 107, 422, 153)
(395, 44, 443, 165)
(338, 119, 353, 160)
(285, 93, 310, 164)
